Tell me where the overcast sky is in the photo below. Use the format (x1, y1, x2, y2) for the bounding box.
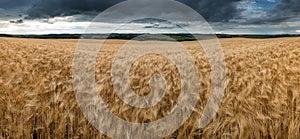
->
(0, 0, 299, 34)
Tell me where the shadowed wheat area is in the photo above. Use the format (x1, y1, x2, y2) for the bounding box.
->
(0, 37, 300, 138)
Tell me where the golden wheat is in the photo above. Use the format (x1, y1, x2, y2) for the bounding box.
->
(0, 37, 299, 138)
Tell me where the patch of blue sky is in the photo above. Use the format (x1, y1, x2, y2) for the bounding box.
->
(237, 0, 281, 21)
(255, 0, 280, 10)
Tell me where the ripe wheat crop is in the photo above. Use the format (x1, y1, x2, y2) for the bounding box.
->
(0, 37, 299, 138)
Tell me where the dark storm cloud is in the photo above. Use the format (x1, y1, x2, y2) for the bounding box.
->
(178, 0, 243, 22)
(0, 0, 33, 9)
(25, 0, 124, 19)
(274, 0, 299, 15)
(24, 0, 243, 22)
(0, 0, 32, 19)
(2, 0, 299, 25)
(9, 19, 24, 24)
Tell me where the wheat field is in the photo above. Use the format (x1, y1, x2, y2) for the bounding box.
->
(0, 37, 300, 138)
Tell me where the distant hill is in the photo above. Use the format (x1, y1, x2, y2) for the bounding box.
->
(0, 33, 299, 41)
